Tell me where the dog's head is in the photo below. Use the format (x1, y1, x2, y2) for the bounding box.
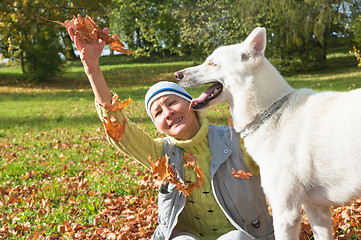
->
(175, 27, 267, 111)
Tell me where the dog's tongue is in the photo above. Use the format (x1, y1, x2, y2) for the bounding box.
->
(189, 83, 221, 110)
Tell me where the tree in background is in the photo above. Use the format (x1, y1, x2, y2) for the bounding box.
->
(230, 0, 341, 71)
(0, 0, 64, 82)
(348, 0, 361, 43)
(1, 0, 360, 82)
(173, 0, 244, 59)
(347, 0, 361, 66)
(110, 0, 180, 57)
(0, 0, 111, 81)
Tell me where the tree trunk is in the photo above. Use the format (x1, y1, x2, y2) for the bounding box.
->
(19, 47, 25, 75)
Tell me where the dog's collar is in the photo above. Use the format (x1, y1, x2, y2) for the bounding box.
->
(240, 92, 294, 138)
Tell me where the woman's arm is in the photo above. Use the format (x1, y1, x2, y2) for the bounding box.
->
(67, 15, 111, 104)
(67, 17, 163, 169)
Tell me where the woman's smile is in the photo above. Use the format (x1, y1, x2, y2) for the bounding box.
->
(169, 116, 183, 128)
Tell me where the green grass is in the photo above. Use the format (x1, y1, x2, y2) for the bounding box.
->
(0, 56, 211, 239)
(0, 50, 360, 239)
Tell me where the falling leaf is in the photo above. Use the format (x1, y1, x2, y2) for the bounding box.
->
(149, 154, 205, 196)
(41, 15, 132, 54)
(183, 152, 197, 167)
(149, 155, 182, 189)
(179, 166, 205, 196)
(232, 168, 252, 179)
(149, 155, 172, 180)
(102, 116, 126, 142)
(102, 94, 132, 112)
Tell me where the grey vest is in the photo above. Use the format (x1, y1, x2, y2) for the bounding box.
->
(153, 125, 274, 240)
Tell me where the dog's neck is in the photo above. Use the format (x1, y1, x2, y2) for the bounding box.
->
(239, 92, 293, 138)
(229, 58, 294, 133)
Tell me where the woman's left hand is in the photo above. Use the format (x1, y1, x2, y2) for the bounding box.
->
(67, 14, 109, 74)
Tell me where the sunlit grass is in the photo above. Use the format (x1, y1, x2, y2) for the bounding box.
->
(0, 50, 360, 239)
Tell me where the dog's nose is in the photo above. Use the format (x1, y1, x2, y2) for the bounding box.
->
(174, 71, 184, 81)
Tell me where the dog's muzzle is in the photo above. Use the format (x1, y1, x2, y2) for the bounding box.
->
(175, 71, 184, 82)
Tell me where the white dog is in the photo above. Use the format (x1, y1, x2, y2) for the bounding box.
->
(175, 27, 361, 240)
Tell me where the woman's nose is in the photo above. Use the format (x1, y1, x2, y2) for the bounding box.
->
(164, 108, 174, 119)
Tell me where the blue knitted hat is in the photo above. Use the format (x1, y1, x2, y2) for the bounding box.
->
(145, 81, 193, 123)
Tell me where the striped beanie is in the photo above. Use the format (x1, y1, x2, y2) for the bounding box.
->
(145, 81, 193, 123)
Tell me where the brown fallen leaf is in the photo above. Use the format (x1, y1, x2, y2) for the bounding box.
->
(232, 168, 252, 179)
(41, 15, 132, 54)
(102, 116, 126, 142)
(102, 94, 132, 112)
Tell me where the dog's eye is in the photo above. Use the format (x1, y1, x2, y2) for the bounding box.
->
(208, 60, 217, 66)
(241, 53, 249, 61)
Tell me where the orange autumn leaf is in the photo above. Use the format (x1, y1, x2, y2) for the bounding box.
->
(149, 155, 173, 180)
(232, 168, 252, 179)
(102, 116, 126, 142)
(183, 152, 197, 167)
(149, 155, 182, 185)
(194, 165, 205, 187)
(179, 166, 205, 196)
(102, 94, 132, 112)
(149, 154, 205, 196)
(41, 15, 132, 54)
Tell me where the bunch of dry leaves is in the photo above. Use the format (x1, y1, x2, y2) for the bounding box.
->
(42, 15, 132, 54)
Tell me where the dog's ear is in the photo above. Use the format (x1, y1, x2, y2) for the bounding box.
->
(243, 27, 266, 60)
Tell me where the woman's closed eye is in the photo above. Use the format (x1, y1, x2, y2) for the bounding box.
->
(168, 100, 177, 107)
(155, 109, 162, 117)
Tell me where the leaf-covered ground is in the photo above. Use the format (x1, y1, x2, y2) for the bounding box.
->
(1, 146, 360, 240)
(1, 131, 159, 240)
(1, 53, 361, 239)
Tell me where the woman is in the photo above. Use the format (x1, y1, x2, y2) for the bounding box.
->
(67, 19, 274, 240)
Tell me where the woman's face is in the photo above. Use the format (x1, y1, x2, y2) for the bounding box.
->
(150, 94, 200, 140)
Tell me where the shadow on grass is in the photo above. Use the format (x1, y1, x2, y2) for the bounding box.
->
(0, 115, 98, 129)
(0, 86, 149, 102)
(0, 113, 154, 133)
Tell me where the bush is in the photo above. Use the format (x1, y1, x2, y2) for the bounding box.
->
(23, 24, 64, 82)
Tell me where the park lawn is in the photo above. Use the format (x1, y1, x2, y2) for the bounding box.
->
(0, 51, 360, 239)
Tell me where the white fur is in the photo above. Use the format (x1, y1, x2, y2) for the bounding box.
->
(176, 27, 361, 240)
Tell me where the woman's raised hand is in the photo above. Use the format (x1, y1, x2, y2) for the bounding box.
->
(67, 14, 109, 74)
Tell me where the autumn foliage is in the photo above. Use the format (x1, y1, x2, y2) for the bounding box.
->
(101, 95, 132, 142)
(102, 94, 132, 112)
(43, 15, 132, 54)
(149, 152, 205, 196)
(299, 199, 361, 239)
(232, 168, 253, 179)
(102, 116, 126, 142)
